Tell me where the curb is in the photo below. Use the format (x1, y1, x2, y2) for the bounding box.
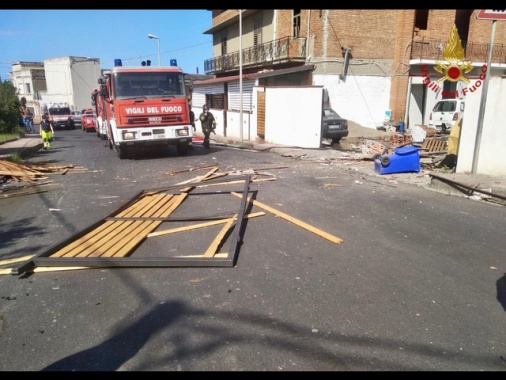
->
(0, 139, 43, 160)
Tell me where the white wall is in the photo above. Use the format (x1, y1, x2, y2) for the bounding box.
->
(71, 60, 102, 111)
(457, 76, 506, 176)
(264, 86, 323, 148)
(44, 57, 73, 107)
(226, 110, 253, 140)
(193, 85, 325, 148)
(313, 74, 391, 129)
(43, 57, 101, 112)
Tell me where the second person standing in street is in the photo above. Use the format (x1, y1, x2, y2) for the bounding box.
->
(198, 104, 216, 149)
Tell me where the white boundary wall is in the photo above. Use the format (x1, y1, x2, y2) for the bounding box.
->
(313, 74, 391, 130)
(457, 76, 506, 176)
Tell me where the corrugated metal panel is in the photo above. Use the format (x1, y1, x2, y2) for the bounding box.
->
(191, 92, 206, 108)
(192, 83, 225, 108)
(228, 80, 255, 112)
(196, 84, 225, 94)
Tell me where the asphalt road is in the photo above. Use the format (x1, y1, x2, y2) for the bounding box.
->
(1, 129, 505, 371)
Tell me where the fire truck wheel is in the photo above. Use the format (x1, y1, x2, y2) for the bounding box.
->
(176, 142, 189, 156)
(117, 146, 127, 159)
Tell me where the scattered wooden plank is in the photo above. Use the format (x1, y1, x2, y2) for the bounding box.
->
(231, 192, 344, 244)
(0, 189, 48, 198)
(204, 216, 236, 258)
(0, 254, 35, 267)
(164, 164, 219, 176)
(147, 211, 265, 238)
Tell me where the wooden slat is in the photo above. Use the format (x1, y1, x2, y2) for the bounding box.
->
(147, 211, 265, 238)
(50, 194, 165, 258)
(203, 216, 236, 258)
(111, 193, 188, 257)
(79, 194, 174, 258)
(422, 138, 447, 153)
(231, 192, 344, 244)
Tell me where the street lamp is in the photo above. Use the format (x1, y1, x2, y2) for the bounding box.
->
(147, 34, 161, 66)
(239, 10, 243, 142)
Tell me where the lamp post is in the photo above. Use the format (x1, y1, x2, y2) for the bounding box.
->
(239, 10, 243, 142)
(147, 34, 161, 66)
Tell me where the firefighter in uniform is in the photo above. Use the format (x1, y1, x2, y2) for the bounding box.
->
(198, 105, 216, 149)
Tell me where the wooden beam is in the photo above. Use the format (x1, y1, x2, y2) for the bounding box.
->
(230, 192, 344, 244)
(147, 211, 265, 238)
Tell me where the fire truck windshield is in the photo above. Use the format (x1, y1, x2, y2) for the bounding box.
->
(113, 72, 186, 99)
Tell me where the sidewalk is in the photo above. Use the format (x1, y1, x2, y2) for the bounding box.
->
(1, 133, 505, 206)
(0, 133, 43, 160)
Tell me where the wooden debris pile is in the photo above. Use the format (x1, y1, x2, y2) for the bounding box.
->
(0, 159, 92, 199)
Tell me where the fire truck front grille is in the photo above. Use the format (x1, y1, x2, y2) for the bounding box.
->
(125, 114, 181, 125)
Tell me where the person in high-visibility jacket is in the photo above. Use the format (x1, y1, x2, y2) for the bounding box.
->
(198, 104, 216, 149)
(39, 114, 55, 150)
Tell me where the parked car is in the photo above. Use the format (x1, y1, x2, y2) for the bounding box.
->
(72, 111, 83, 129)
(81, 110, 96, 133)
(429, 99, 465, 134)
(322, 107, 349, 144)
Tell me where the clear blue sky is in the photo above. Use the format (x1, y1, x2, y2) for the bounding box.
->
(0, 9, 214, 81)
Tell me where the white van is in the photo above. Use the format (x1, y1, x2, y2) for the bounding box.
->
(429, 99, 465, 134)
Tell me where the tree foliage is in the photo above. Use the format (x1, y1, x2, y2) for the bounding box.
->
(0, 80, 22, 134)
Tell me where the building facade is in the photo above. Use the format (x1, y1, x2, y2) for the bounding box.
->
(198, 9, 506, 175)
(9, 56, 102, 121)
(203, 9, 506, 129)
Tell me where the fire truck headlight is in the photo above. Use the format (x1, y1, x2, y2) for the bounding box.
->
(122, 131, 136, 140)
(177, 129, 189, 137)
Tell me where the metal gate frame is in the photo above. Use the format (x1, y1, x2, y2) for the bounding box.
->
(12, 175, 252, 275)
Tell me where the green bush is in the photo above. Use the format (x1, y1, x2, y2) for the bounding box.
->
(0, 80, 22, 134)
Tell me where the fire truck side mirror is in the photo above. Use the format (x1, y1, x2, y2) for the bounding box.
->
(100, 84, 107, 97)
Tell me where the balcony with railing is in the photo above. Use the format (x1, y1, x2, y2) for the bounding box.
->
(411, 38, 506, 64)
(204, 36, 306, 75)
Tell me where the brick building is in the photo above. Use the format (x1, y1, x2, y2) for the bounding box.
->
(203, 9, 506, 130)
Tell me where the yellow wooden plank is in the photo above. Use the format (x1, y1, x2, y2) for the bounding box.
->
(203, 216, 236, 258)
(51, 194, 165, 258)
(147, 211, 265, 238)
(90, 194, 179, 258)
(111, 193, 188, 257)
(231, 192, 344, 244)
(0, 254, 35, 267)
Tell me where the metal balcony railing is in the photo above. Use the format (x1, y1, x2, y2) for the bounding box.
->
(411, 38, 506, 64)
(204, 37, 505, 75)
(204, 36, 306, 74)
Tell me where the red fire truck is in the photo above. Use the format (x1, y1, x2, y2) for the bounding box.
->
(96, 59, 194, 159)
(91, 85, 107, 140)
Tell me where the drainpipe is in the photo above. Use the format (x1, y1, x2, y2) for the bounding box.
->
(273, 10, 277, 41)
(306, 9, 311, 59)
(404, 76, 412, 127)
(341, 48, 352, 80)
